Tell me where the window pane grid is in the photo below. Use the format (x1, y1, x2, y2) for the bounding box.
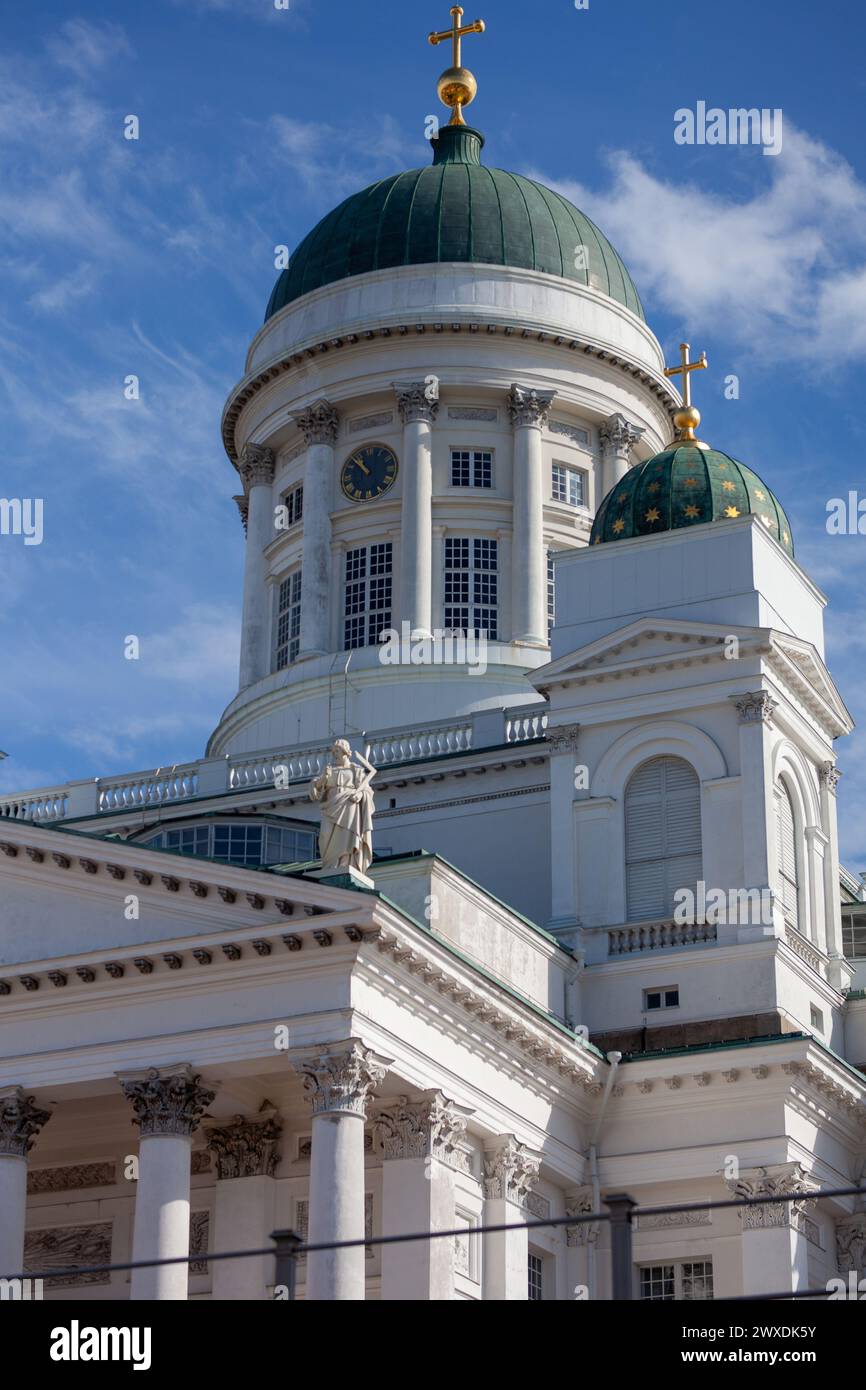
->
(528, 1253, 543, 1301)
(640, 1260, 713, 1301)
(552, 463, 586, 507)
(451, 449, 492, 488)
(141, 822, 315, 868)
(444, 537, 498, 639)
(282, 483, 303, 526)
(344, 543, 393, 650)
(275, 569, 302, 669)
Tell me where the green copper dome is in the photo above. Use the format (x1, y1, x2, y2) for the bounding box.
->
(265, 126, 644, 322)
(590, 444, 795, 557)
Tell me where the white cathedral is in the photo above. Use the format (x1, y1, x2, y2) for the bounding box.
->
(1, 15, 865, 1302)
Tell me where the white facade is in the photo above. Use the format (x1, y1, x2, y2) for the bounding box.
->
(2, 163, 865, 1303)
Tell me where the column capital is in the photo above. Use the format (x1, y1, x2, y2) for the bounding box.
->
(564, 1184, 595, 1246)
(599, 412, 644, 458)
(0, 1086, 52, 1158)
(119, 1065, 216, 1138)
(233, 494, 249, 535)
(238, 442, 276, 488)
(836, 1214, 866, 1276)
(730, 690, 778, 726)
(294, 1040, 390, 1117)
(204, 1106, 282, 1179)
(819, 761, 842, 794)
(508, 385, 556, 430)
(393, 380, 440, 425)
(729, 1162, 818, 1229)
(482, 1134, 541, 1205)
(546, 722, 580, 755)
(373, 1091, 472, 1166)
(291, 398, 340, 447)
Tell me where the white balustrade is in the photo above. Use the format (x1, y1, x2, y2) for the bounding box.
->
(1, 705, 550, 824)
(0, 790, 68, 822)
(97, 765, 200, 812)
(607, 921, 718, 956)
(505, 706, 548, 743)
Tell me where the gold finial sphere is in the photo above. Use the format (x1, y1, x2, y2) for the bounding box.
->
(437, 66, 478, 118)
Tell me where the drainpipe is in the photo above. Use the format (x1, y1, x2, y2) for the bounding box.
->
(586, 1051, 622, 1301)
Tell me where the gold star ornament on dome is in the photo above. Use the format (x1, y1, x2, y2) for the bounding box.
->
(684, 504, 700, 519)
(613, 517, 626, 534)
(429, 6, 486, 126)
(645, 507, 661, 523)
(664, 342, 709, 448)
(724, 506, 740, 518)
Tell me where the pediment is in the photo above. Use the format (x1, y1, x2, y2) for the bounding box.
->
(768, 634, 853, 737)
(534, 617, 763, 689)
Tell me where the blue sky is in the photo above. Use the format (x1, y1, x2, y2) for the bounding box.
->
(1, 0, 865, 871)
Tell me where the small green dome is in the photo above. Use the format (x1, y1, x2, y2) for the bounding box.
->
(265, 126, 644, 322)
(590, 444, 794, 557)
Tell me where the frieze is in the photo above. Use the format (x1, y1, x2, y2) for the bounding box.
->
(28, 1161, 116, 1194)
(24, 1221, 112, 1288)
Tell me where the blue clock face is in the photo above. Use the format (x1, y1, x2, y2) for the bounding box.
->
(340, 444, 398, 502)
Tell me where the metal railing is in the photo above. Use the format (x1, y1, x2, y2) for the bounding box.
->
(5, 1183, 863, 1302)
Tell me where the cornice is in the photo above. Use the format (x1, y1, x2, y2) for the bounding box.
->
(221, 319, 679, 467)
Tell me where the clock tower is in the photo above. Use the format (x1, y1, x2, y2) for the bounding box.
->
(209, 45, 679, 760)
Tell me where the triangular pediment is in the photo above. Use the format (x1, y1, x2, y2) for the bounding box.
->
(534, 617, 764, 688)
(768, 633, 853, 736)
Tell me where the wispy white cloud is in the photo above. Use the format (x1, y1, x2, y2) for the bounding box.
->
(46, 19, 132, 79)
(533, 125, 866, 363)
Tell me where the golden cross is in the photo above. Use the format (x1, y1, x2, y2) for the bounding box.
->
(429, 6, 485, 69)
(664, 342, 708, 409)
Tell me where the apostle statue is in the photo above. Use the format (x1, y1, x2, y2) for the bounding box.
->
(310, 739, 376, 877)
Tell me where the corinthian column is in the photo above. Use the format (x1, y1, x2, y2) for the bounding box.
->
(508, 385, 555, 647)
(120, 1065, 216, 1301)
(292, 399, 339, 658)
(0, 1087, 52, 1279)
(482, 1134, 542, 1301)
(730, 1163, 817, 1296)
(294, 1041, 389, 1301)
(599, 413, 643, 495)
(394, 382, 439, 637)
(205, 1107, 282, 1300)
(374, 1090, 472, 1301)
(237, 442, 276, 689)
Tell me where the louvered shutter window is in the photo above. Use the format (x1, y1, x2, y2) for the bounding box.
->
(775, 782, 800, 930)
(625, 757, 703, 921)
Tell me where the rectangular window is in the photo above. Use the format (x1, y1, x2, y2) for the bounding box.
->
(640, 1260, 713, 1301)
(212, 823, 264, 865)
(643, 986, 679, 1011)
(275, 569, 302, 669)
(552, 463, 586, 507)
(344, 543, 393, 650)
(264, 825, 316, 865)
(451, 449, 493, 488)
(444, 537, 498, 639)
(164, 826, 209, 856)
(527, 1253, 544, 1302)
(282, 483, 303, 527)
(810, 1004, 824, 1034)
(842, 914, 866, 958)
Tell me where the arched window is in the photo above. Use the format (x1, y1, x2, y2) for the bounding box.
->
(625, 756, 703, 921)
(775, 780, 800, 931)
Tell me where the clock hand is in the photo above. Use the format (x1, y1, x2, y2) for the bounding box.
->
(357, 461, 371, 476)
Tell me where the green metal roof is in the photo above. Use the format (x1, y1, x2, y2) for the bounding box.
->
(590, 444, 795, 557)
(265, 125, 644, 321)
